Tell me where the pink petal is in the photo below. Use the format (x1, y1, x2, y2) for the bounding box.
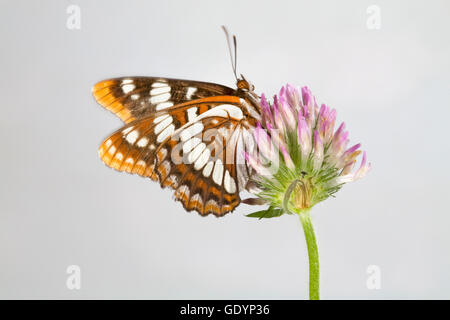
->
(280, 143, 295, 170)
(297, 115, 312, 158)
(260, 94, 273, 124)
(244, 152, 272, 176)
(312, 130, 324, 171)
(279, 95, 297, 130)
(354, 151, 371, 180)
(255, 123, 274, 159)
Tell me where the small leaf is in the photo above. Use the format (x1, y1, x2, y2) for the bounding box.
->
(246, 210, 269, 218)
(246, 206, 284, 219)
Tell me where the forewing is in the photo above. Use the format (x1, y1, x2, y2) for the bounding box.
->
(92, 77, 235, 123)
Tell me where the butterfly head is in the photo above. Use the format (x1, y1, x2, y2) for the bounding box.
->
(235, 75, 261, 121)
(222, 27, 256, 95)
(236, 77, 255, 93)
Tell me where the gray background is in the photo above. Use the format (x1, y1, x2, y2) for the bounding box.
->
(1, 0, 449, 299)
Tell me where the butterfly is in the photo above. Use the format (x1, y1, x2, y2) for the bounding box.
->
(94, 28, 262, 217)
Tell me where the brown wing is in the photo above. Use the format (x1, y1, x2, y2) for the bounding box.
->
(92, 77, 235, 123)
(98, 96, 257, 217)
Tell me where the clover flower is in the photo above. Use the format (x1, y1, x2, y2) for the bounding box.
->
(245, 84, 371, 299)
(246, 84, 370, 215)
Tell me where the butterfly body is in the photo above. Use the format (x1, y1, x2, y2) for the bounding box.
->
(94, 76, 261, 216)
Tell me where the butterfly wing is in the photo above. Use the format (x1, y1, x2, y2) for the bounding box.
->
(98, 96, 257, 216)
(93, 77, 235, 123)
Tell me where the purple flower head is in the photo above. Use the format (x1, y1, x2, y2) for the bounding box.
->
(246, 84, 370, 212)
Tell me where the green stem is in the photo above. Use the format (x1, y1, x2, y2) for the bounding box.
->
(282, 180, 320, 300)
(299, 211, 320, 300)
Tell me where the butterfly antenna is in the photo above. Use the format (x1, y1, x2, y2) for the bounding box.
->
(222, 26, 238, 81)
(233, 34, 238, 79)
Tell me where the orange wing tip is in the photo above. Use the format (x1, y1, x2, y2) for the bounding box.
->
(92, 87, 113, 100)
(93, 80, 118, 93)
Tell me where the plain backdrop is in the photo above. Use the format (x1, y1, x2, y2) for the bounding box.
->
(1, 0, 449, 299)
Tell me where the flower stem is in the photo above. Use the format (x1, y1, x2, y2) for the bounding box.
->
(282, 180, 320, 300)
(299, 211, 320, 300)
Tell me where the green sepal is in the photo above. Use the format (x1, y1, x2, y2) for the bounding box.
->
(246, 206, 284, 219)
